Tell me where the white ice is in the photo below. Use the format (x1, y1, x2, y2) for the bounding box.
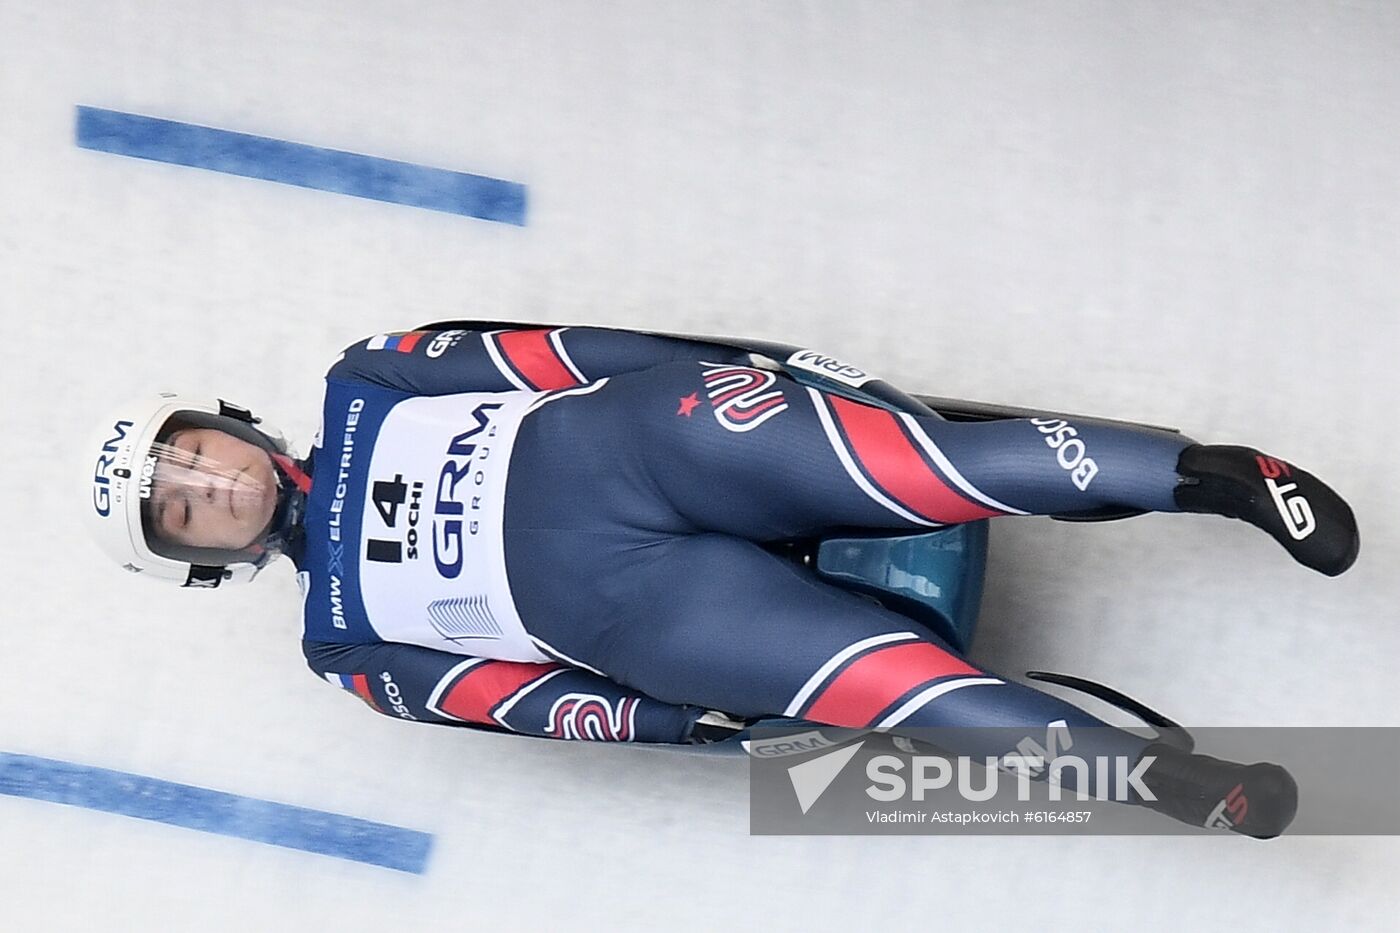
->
(1, 2, 1397, 929)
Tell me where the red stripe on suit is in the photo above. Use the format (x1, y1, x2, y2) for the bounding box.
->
(439, 660, 561, 724)
(803, 641, 982, 727)
(827, 394, 1002, 523)
(497, 329, 582, 391)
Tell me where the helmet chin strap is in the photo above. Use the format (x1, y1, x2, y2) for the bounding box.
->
(271, 453, 312, 494)
(260, 453, 311, 557)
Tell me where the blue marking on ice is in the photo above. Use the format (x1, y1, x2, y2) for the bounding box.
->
(74, 105, 527, 224)
(0, 751, 433, 873)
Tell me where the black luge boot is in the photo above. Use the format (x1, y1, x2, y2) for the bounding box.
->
(1174, 444, 1359, 576)
(1135, 743, 1299, 838)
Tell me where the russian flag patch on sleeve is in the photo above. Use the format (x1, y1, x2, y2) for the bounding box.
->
(365, 331, 431, 354)
(324, 671, 384, 713)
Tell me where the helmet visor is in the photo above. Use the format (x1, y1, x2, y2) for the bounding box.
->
(138, 420, 283, 566)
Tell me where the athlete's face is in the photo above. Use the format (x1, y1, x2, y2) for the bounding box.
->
(148, 428, 279, 551)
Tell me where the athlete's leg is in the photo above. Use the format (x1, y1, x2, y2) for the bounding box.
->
(529, 361, 1190, 537)
(521, 530, 1147, 768)
(515, 530, 1295, 835)
(527, 361, 1356, 574)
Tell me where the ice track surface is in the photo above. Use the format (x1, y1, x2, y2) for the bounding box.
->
(2, 2, 1398, 929)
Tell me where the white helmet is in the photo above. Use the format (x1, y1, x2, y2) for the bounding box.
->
(84, 392, 297, 587)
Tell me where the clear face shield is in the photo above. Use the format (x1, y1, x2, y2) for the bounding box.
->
(138, 418, 285, 567)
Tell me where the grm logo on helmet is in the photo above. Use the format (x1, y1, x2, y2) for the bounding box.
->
(92, 420, 134, 517)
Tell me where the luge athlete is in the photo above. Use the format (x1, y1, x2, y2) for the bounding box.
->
(83, 325, 1360, 837)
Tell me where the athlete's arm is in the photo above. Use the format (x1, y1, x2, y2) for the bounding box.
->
(303, 639, 707, 742)
(328, 326, 749, 394)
